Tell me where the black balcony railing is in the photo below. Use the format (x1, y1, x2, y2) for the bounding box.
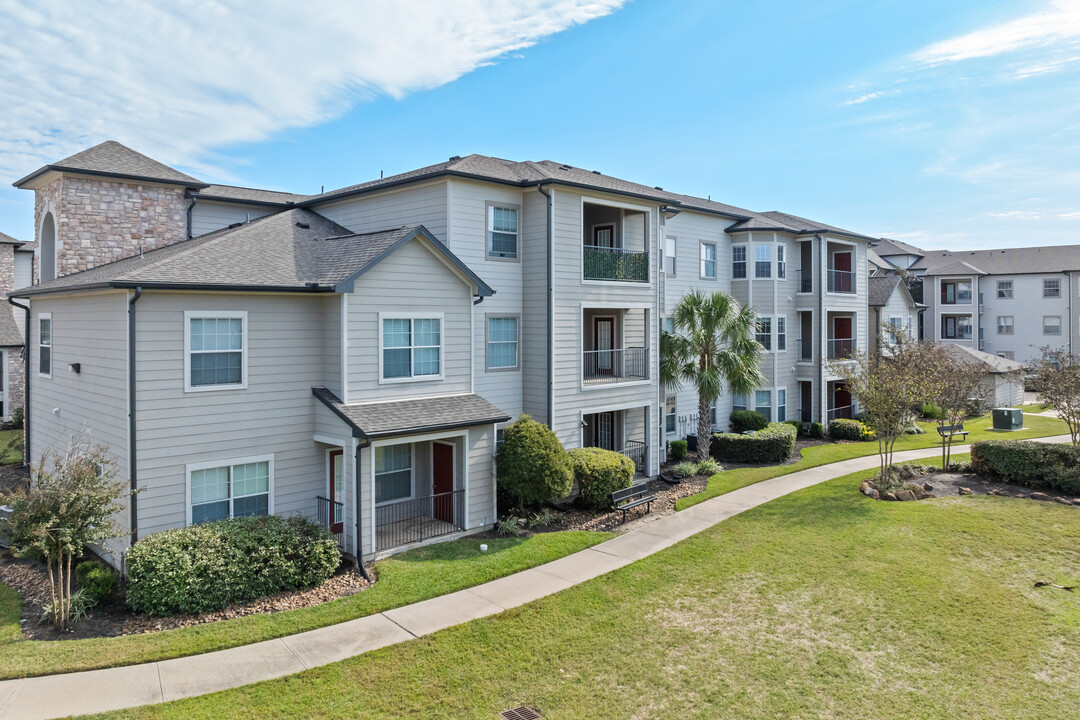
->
(620, 440, 647, 474)
(827, 338, 855, 360)
(583, 245, 649, 282)
(316, 495, 344, 548)
(375, 489, 465, 551)
(583, 347, 648, 385)
(827, 269, 855, 293)
(796, 269, 813, 293)
(797, 338, 812, 362)
(827, 404, 855, 422)
(800, 407, 811, 423)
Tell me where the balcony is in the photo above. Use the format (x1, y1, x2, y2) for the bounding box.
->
(827, 269, 855, 294)
(797, 338, 812, 362)
(375, 490, 465, 552)
(826, 337, 855, 360)
(583, 245, 649, 283)
(583, 347, 648, 385)
(796, 269, 813, 293)
(619, 440, 647, 474)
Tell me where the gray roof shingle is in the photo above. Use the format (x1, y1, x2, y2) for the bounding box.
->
(196, 185, 310, 206)
(942, 344, 1024, 374)
(915, 245, 1080, 275)
(0, 232, 23, 246)
(868, 275, 902, 307)
(14, 141, 207, 188)
(725, 210, 874, 241)
(0, 306, 23, 347)
(873, 237, 925, 258)
(313, 387, 509, 439)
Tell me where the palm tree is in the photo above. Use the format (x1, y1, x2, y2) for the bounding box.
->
(661, 289, 766, 460)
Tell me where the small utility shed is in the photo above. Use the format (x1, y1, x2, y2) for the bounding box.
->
(941, 344, 1025, 409)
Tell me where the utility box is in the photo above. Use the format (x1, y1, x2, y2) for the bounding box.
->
(992, 407, 1023, 431)
(0, 506, 10, 549)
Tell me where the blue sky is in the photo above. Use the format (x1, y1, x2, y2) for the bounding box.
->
(1, 0, 1078, 249)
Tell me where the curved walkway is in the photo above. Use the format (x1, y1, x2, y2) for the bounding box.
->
(0, 435, 1070, 720)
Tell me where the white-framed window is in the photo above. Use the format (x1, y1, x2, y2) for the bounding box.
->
(665, 396, 676, 434)
(777, 389, 786, 422)
(756, 318, 772, 350)
(997, 281, 1013, 299)
(710, 397, 718, 426)
(664, 316, 675, 334)
(665, 236, 676, 277)
(375, 444, 413, 504)
(486, 315, 519, 370)
(1044, 279, 1061, 298)
(755, 390, 772, 421)
(700, 242, 717, 279)
(380, 314, 443, 382)
(185, 311, 247, 392)
(487, 204, 519, 259)
(1044, 315, 1062, 336)
(732, 245, 746, 279)
(997, 316, 1014, 335)
(776, 316, 786, 351)
(38, 313, 52, 378)
(940, 280, 972, 304)
(777, 246, 786, 279)
(755, 245, 772, 278)
(732, 393, 747, 412)
(188, 455, 272, 525)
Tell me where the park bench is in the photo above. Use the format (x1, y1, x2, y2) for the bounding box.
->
(936, 423, 968, 443)
(611, 483, 659, 523)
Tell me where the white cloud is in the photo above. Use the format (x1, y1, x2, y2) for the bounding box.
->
(843, 92, 882, 106)
(0, 0, 625, 180)
(911, 0, 1080, 66)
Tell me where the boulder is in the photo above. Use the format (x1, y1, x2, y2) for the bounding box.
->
(868, 488, 880, 499)
(958, 487, 973, 496)
(896, 490, 917, 502)
(883, 492, 897, 501)
(1072, 499, 1080, 506)
(1030, 492, 1049, 501)
(1054, 497, 1071, 505)
(859, 481, 870, 494)
(923, 483, 934, 491)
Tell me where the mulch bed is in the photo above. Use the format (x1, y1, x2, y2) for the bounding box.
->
(0, 463, 29, 497)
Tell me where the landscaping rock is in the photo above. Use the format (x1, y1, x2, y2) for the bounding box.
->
(923, 483, 934, 491)
(1030, 492, 1049, 501)
(868, 488, 880, 499)
(1053, 497, 1070, 505)
(896, 490, 917, 502)
(859, 481, 870, 494)
(1073, 499, 1080, 506)
(884, 492, 897, 501)
(958, 487, 973, 495)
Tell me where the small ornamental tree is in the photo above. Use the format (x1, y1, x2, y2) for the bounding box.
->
(0, 439, 131, 629)
(1033, 347, 1080, 446)
(495, 414, 574, 507)
(923, 344, 988, 466)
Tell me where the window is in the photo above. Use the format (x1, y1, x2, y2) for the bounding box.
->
(487, 205, 518, 259)
(755, 390, 772, 422)
(777, 389, 786, 423)
(732, 246, 746, 279)
(755, 245, 772, 278)
(777, 246, 786, 279)
(375, 445, 412, 504)
(664, 317, 675, 335)
(1044, 279, 1061, 298)
(732, 393, 747, 412)
(185, 312, 246, 391)
(486, 316, 519, 370)
(665, 396, 676, 434)
(756, 318, 772, 350)
(665, 237, 676, 277)
(940, 280, 972, 304)
(381, 316, 442, 381)
(701, 242, 717, 279)
(189, 457, 271, 525)
(709, 398, 718, 426)
(776, 316, 786, 351)
(1044, 316, 1062, 336)
(997, 281, 1013, 299)
(38, 314, 51, 377)
(997, 316, 1014, 335)
(496, 428, 506, 448)
(941, 316, 972, 339)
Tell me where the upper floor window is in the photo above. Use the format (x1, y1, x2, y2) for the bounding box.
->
(940, 280, 972, 305)
(1044, 279, 1061, 298)
(777, 246, 786, 279)
(732, 246, 746, 279)
(189, 457, 271, 525)
(487, 205, 519, 259)
(665, 237, 676, 277)
(486, 316, 519, 370)
(186, 312, 246, 391)
(38, 314, 52, 378)
(997, 316, 1014, 335)
(756, 318, 772, 350)
(381, 316, 442, 381)
(665, 396, 676, 434)
(700, 242, 717, 279)
(1044, 316, 1062, 336)
(710, 397, 718, 426)
(997, 281, 1012, 299)
(941, 315, 972, 340)
(776, 316, 786, 351)
(732, 393, 747, 412)
(755, 245, 772, 278)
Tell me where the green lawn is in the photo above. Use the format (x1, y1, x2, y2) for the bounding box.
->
(0, 428, 23, 465)
(0, 530, 608, 679)
(676, 412, 1070, 510)
(88, 455, 1080, 720)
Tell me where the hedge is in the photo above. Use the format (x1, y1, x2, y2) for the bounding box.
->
(126, 515, 340, 616)
(568, 447, 635, 509)
(496, 414, 574, 506)
(971, 440, 1080, 495)
(710, 422, 797, 464)
(669, 440, 688, 461)
(729, 410, 769, 433)
(829, 418, 874, 441)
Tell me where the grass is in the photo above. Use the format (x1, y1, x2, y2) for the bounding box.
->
(0, 428, 23, 465)
(86, 454, 1080, 719)
(676, 411, 1070, 510)
(0, 530, 609, 679)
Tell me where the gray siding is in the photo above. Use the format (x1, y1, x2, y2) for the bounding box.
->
(315, 181, 449, 243)
(521, 188, 549, 424)
(977, 273, 1072, 363)
(190, 201, 276, 237)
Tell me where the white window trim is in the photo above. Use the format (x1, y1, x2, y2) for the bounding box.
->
(755, 244, 772, 279)
(378, 312, 446, 384)
(1044, 279, 1062, 298)
(37, 312, 52, 379)
(185, 454, 274, 526)
(373, 443, 415, 506)
(486, 201, 521, 262)
(184, 310, 248, 393)
(776, 316, 787, 352)
(996, 316, 1014, 335)
(732, 244, 747, 280)
(665, 235, 677, 278)
(1043, 315, 1062, 336)
(485, 313, 520, 372)
(700, 241, 718, 280)
(996, 280, 1013, 299)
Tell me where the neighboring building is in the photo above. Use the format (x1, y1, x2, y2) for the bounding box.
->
(0, 231, 33, 420)
(872, 237, 925, 271)
(868, 273, 922, 350)
(941, 344, 1025, 409)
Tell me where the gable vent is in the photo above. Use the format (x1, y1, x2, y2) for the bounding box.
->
(449, 155, 462, 162)
(295, 221, 310, 229)
(500, 707, 542, 720)
(591, 170, 601, 175)
(559, 164, 572, 171)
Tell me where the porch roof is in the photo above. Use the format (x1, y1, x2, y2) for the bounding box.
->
(313, 387, 510, 440)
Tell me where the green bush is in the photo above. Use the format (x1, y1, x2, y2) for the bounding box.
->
(829, 418, 874, 441)
(75, 560, 117, 605)
(568, 447, 634, 510)
(809, 422, 825, 439)
(695, 458, 722, 476)
(784, 420, 802, 435)
(672, 461, 699, 478)
(971, 441, 1080, 494)
(729, 410, 769, 433)
(126, 515, 340, 617)
(920, 402, 943, 420)
(711, 422, 797, 464)
(496, 414, 574, 507)
(669, 440, 688, 461)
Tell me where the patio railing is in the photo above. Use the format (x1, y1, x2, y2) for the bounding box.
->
(583, 245, 649, 282)
(827, 269, 855, 293)
(316, 495, 344, 548)
(826, 338, 855, 360)
(583, 347, 648, 384)
(827, 404, 855, 422)
(375, 489, 465, 551)
(620, 440, 647, 474)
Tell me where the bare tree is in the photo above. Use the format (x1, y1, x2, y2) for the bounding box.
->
(922, 345, 988, 467)
(1033, 348, 1080, 446)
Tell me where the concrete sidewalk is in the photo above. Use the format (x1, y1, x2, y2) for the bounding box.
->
(0, 435, 1069, 720)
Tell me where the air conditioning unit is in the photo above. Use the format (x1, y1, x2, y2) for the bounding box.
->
(0, 505, 11, 549)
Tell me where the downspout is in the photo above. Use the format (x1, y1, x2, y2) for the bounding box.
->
(128, 287, 142, 543)
(817, 234, 826, 425)
(8, 297, 30, 469)
(186, 195, 197, 239)
(537, 183, 554, 428)
(354, 438, 372, 582)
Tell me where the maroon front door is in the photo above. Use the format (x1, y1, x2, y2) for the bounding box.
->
(833, 316, 852, 358)
(833, 251, 852, 292)
(834, 385, 853, 419)
(432, 442, 455, 524)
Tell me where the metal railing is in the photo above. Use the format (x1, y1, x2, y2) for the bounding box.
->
(797, 338, 812, 362)
(316, 495, 344, 548)
(800, 407, 811, 423)
(583, 245, 649, 282)
(583, 347, 648, 384)
(826, 338, 855, 360)
(796, 269, 813, 293)
(827, 269, 855, 293)
(375, 489, 465, 551)
(620, 440, 647, 474)
(827, 404, 855, 422)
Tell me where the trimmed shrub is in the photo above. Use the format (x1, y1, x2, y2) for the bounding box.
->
(672, 461, 699, 478)
(920, 402, 943, 420)
(809, 422, 825, 439)
(568, 447, 634, 510)
(729, 410, 769, 433)
(971, 441, 1080, 495)
(126, 515, 340, 616)
(784, 420, 802, 436)
(669, 440, 688, 461)
(829, 418, 875, 441)
(711, 422, 797, 464)
(695, 458, 722, 476)
(75, 560, 118, 606)
(496, 414, 574, 506)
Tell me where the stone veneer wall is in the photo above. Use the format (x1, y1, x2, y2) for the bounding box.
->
(7, 350, 24, 419)
(0, 245, 24, 416)
(34, 175, 189, 281)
